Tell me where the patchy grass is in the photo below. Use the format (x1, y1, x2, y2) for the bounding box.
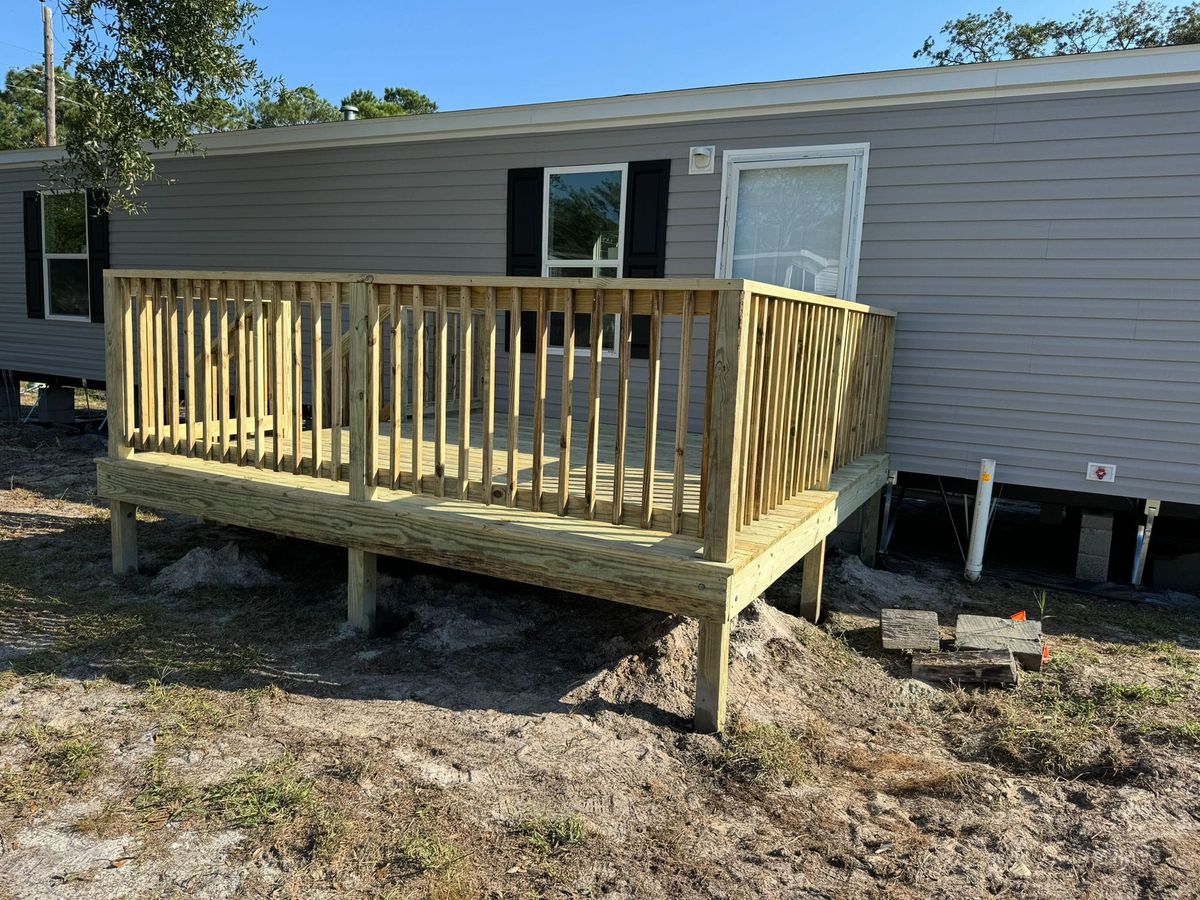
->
(0, 723, 103, 803)
(708, 721, 821, 787)
(517, 815, 589, 853)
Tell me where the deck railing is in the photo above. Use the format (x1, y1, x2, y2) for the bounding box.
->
(103, 271, 894, 563)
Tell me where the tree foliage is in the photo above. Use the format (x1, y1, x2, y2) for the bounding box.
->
(0, 65, 79, 150)
(242, 85, 340, 128)
(53, 0, 272, 212)
(916, 1, 1200, 64)
(340, 86, 438, 118)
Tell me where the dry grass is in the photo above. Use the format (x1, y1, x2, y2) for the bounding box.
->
(708, 720, 826, 787)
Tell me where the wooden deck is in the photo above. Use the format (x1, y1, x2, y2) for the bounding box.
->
(98, 270, 896, 733)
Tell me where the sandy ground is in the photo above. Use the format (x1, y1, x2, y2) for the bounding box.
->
(0, 420, 1198, 899)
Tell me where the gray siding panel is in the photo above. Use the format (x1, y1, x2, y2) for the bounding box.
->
(1, 82, 1198, 503)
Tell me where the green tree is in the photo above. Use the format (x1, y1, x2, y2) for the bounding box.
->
(0, 65, 79, 150)
(340, 86, 437, 118)
(243, 85, 340, 127)
(52, 0, 273, 212)
(916, 1, 1200, 65)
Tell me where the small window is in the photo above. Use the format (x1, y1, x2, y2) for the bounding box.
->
(542, 165, 626, 355)
(42, 191, 91, 319)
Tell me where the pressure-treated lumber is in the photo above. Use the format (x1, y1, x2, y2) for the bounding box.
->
(955, 615, 1044, 671)
(347, 547, 377, 635)
(703, 290, 749, 562)
(110, 499, 137, 575)
(103, 276, 133, 460)
(912, 649, 1018, 686)
(799, 540, 826, 623)
(695, 617, 731, 733)
(880, 608, 940, 651)
(859, 487, 882, 567)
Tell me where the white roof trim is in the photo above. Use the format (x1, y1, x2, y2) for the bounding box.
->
(4, 45, 1200, 168)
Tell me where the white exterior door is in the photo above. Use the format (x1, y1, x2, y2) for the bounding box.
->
(717, 144, 869, 301)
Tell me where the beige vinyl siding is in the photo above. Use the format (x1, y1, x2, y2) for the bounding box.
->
(1, 82, 1198, 503)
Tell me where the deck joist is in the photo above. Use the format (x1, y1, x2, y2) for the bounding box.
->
(96, 451, 888, 620)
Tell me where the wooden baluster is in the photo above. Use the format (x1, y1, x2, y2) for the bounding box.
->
(290, 282, 303, 474)
(672, 291, 695, 533)
(152, 283, 165, 451)
(411, 285, 425, 493)
(531, 288, 549, 512)
(309, 284, 324, 476)
(819, 309, 850, 489)
(755, 299, 779, 519)
(183, 281, 196, 457)
(164, 279, 179, 453)
(458, 286, 473, 499)
(235, 286, 248, 465)
(738, 297, 761, 527)
(481, 287, 496, 504)
(584, 288, 603, 520)
(876, 318, 895, 452)
(786, 305, 811, 496)
(348, 281, 375, 502)
(253, 282, 267, 468)
(699, 292, 716, 537)
(558, 288, 575, 516)
(612, 289, 632, 525)
(388, 286, 403, 489)
(133, 278, 148, 450)
(506, 288, 521, 507)
(267, 282, 283, 470)
(765, 300, 790, 513)
(329, 284, 343, 480)
(217, 283, 231, 463)
(641, 290, 663, 529)
(119, 279, 135, 452)
(434, 286, 448, 497)
(367, 284, 382, 489)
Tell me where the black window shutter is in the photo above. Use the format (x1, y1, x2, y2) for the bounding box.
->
(23, 191, 45, 320)
(622, 159, 671, 359)
(505, 167, 543, 352)
(86, 189, 110, 323)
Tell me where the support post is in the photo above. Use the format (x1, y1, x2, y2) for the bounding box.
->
(799, 540, 826, 622)
(703, 289, 749, 563)
(103, 275, 134, 459)
(694, 616, 731, 733)
(858, 488, 882, 568)
(110, 499, 137, 575)
(347, 547, 377, 635)
(348, 281, 375, 502)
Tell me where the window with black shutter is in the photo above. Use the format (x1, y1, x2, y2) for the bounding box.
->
(22, 189, 109, 323)
(505, 158, 670, 359)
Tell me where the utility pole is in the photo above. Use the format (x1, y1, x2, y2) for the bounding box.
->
(42, 1, 56, 147)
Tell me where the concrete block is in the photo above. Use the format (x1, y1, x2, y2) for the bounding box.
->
(1076, 510, 1113, 583)
(37, 386, 75, 425)
(1076, 551, 1109, 582)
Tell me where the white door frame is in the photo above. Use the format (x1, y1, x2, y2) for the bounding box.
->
(715, 143, 870, 302)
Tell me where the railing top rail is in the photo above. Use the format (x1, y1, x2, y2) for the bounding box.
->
(105, 270, 896, 318)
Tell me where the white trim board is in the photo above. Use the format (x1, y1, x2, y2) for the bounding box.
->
(3, 45, 1200, 169)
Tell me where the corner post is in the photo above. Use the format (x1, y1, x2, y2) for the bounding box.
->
(103, 274, 133, 460)
(348, 281, 375, 503)
(695, 616, 731, 733)
(703, 289, 750, 563)
(799, 540, 826, 622)
(347, 547, 377, 635)
(111, 500, 138, 575)
(859, 488, 882, 568)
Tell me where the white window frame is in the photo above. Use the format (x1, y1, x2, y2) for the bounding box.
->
(40, 190, 91, 321)
(541, 163, 628, 357)
(715, 143, 869, 302)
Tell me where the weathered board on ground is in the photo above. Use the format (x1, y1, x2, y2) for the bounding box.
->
(880, 608, 940, 651)
(955, 615, 1043, 671)
(912, 649, 1019, 686)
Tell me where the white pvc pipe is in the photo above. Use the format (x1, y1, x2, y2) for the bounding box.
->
(964, 458, 996, 582)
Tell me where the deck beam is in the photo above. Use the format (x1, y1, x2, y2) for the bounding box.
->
(110, 499, 138, 575)
(694, 616, 731, 733)
(348, 547, 378, 635)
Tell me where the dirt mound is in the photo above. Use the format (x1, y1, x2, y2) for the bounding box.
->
(152, 542, 280, 593)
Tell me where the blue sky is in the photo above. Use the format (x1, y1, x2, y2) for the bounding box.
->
(4, 0, 1089, 111)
